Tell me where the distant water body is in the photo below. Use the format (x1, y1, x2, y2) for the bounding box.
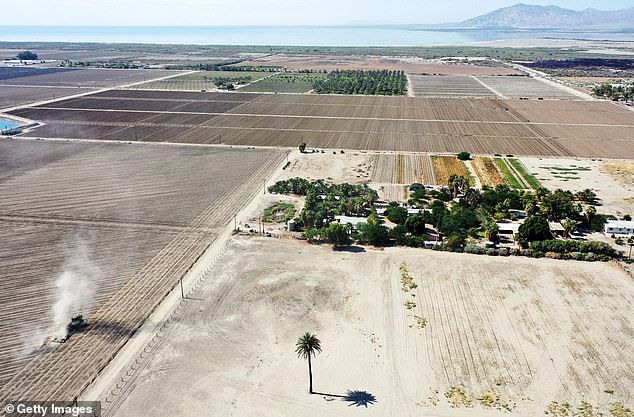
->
(1, 26, 633, 46)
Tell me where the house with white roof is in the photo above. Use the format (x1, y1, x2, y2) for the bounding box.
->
(605, 220, 634, 236)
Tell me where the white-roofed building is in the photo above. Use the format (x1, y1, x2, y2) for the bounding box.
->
(605, 220, 634, 236)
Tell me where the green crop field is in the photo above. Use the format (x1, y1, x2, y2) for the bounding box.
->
(494, 158, 524, 189)
(130, 71, 269, 91)
(508, 159, 541, 189)
(239, 73, 326, 93)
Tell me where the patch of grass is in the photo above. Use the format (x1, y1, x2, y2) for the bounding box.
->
(494, 158, 523, 189)
(404, 300, 416, 310)
(399, 262, 417, 292)
(610, 402, 633, 417)
(476, 390, 514, 412)
(262, 202, 296, 223)
(545, 401, 573, 417)
(540, 166, 591, 172)
(509, 159, 541, 189)
(414, 315, 428, 329)
(445, 386, 472, 408)
(240, 73, 326, 93)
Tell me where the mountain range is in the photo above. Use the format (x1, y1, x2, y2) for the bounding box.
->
(458, 4, 634, 29)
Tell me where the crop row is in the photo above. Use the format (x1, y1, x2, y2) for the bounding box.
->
(431, 156, 471, 185)
(372, 154, 435, 185)
(0, 140, 287, 399)
(471, 157, 505, 187)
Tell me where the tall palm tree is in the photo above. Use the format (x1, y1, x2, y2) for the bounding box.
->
(295, 332, 322, 394)
(561, 218, 577, 239)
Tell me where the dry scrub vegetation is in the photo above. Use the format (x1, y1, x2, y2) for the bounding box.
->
(431, 156, 472, 185)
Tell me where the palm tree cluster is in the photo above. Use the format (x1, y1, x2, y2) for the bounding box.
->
(313, 70, 407, 95)
(269, 178, 378, 230)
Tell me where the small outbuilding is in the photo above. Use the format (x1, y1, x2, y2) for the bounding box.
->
(549, 222, 566, 237)
(497, 223, 520, 236)
(334, 215, 368, 230)
(605, 220, 634, 236)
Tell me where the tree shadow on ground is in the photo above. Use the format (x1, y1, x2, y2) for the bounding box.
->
(333, 245, 366, 253)
(314, 390, 377, 408)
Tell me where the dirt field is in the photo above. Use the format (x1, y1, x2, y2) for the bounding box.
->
(471, 156, 505, 187)
(0, 139, 286, 399)
(10, 90, 634, 159)
(0, 68, 184, 109)
(1, 68, 180, 88)
(94, 236, 634, 417)
(371, 153, 435, 185)
(476, 76, 581, 100)
(409, 75, 496, 97)
(432, 156, 471, 185)
(0, 85, 95, 109)
(236, 54, 522, 76)
(519, 157, 634, 216)
(276, 150, 374, 184)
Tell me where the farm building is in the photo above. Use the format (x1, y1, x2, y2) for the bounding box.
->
(497, 223, 520, 236)
(549, 222, 566, 237)
(334, 215, 368, 230)
(508, 209, 527, 219)
(605, 220, 634, 235)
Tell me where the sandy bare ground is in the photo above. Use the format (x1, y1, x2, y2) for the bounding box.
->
(519, 157, 634, 216)
(277, 150, 374, 185)
(98, 236, 634, 417)
(237, 54, 521, 76)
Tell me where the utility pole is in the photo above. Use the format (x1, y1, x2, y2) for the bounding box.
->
(234, 214, 237, 231)
(180, 277, 184, 299)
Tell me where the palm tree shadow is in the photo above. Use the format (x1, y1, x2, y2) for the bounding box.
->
(343, 390, 377, 407)
(314, 390, 377, 408)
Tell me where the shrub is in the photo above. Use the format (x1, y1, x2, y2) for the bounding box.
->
(386, 203, 408, 225)
(485, 248, 498, 256)
(464, 243, 484, 254)
(529, 240, 617, 257)
(498, 248, 510, 257)
(356, 222, 390, 246)
(583, 253, 598, 262)
(524, 249, 544, 258)
(517, 216, 552, 247)
(457, 151, 471, 161)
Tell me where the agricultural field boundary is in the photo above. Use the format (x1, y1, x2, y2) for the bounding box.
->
(0, 71, 193, 113)
(80, 149, 291, 413)
(471, 75, 505, 98)
(0, 143, 287, 403)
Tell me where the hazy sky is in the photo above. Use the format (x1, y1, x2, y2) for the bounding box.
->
(8, 0, 634, 26)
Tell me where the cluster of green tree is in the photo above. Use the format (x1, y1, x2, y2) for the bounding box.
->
(268, 178, 378, 230)
(212, 76, 252, 89)
(17, 51, 38, 60)
(312, 70, 407, 95)
(262, 202, 296, 223)
(164, 60, 246, 71)
(593, 83, 634, 101)
(529, 240, 617, 256)
(269, 176, 619, 260)
(59, 60, 142, 69)
(526, 58, 634, 71)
